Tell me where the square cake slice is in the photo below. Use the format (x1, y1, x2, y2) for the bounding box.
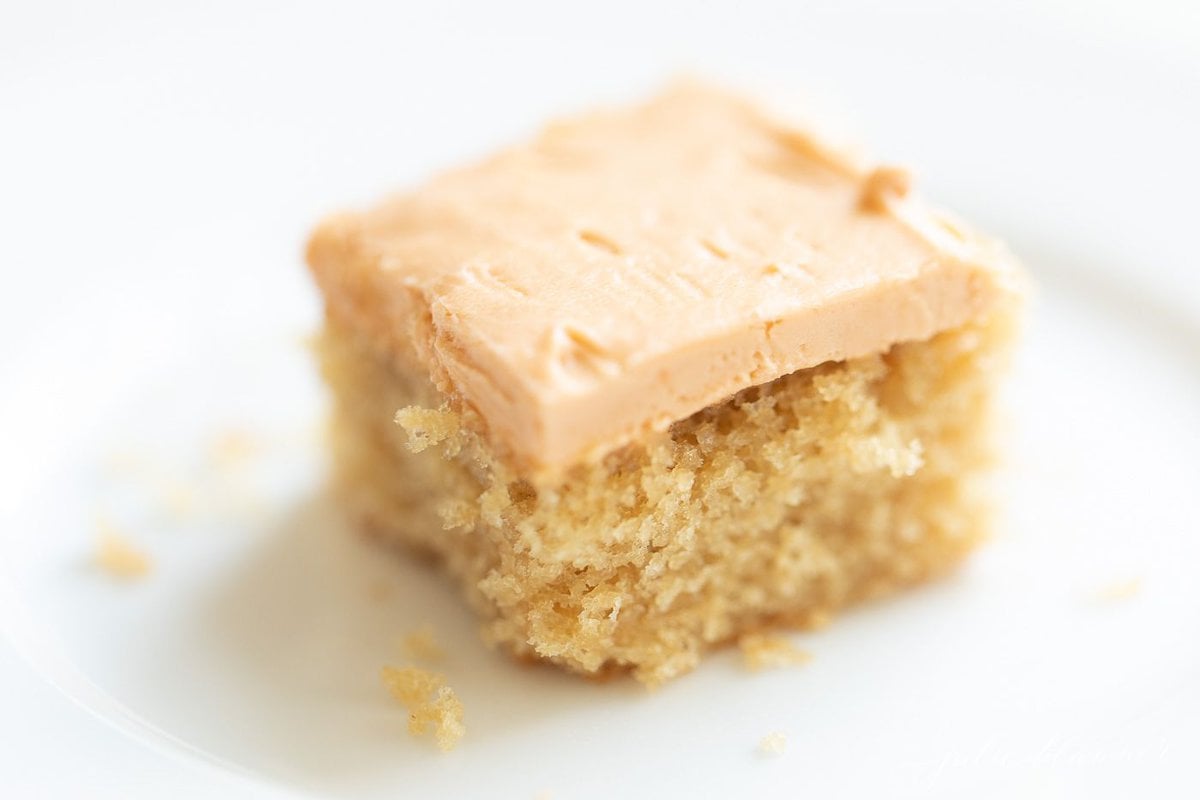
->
(307, 83, 1023, 685)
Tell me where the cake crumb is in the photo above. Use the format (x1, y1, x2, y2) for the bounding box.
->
(401, 625, 445, 662)
(95, 522, 152, 579)
(1094, 577, 1143, 602)
(103, 450, 149, 475)
(739, 633, 812, 671)
(394, 406, 460, 454)
(859, 165, 911, 212)
(758, 731, 788, 755)
(381, 666, 465, 751)
(210, 429, 259, 466)
(161, 481, 196, 518)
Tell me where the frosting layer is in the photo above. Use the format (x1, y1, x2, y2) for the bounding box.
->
(307, 84, 1021, 470)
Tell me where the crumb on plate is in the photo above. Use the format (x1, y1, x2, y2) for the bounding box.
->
(103, 449, 149, 475)
(1094, 577, 1143, 602)
(381, 665, 465, 751)
(739, 633, 812, 671)
(401, 624, 445, 662)
(758, 731, 788, 755)
(161, 480, 196, 518)
(95, 522, 152, 579)
(210, 429, 259, 466)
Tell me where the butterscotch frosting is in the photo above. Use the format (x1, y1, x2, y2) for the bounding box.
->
(307, 83, 1021, 471)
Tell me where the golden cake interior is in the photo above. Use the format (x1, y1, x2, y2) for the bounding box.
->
(317, 303, 1016, 685)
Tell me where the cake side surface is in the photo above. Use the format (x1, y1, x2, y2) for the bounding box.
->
(307, 83, 1022, 471)
(318, 302, 1018, 684)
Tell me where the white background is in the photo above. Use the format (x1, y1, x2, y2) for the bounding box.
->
(1, 1, 1198, 798)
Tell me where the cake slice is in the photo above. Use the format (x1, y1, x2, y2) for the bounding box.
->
(307, 84, 1022, 685)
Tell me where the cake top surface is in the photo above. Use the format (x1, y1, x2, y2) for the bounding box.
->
(308, 83, 1020, 471)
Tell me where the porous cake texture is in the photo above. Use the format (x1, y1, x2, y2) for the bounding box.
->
(381, 666, 465, 751)
(307, 84, 1022, 684)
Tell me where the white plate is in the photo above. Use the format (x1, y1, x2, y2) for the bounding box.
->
(2, 2, 1198, 797)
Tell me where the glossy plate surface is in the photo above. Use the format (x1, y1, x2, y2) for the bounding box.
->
(2, 2, 1197, 796)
